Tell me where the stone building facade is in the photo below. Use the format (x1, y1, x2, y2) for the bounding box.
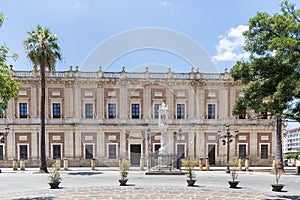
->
(0, 66, 276, 167)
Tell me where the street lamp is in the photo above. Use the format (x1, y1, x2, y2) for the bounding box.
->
(146, 128, 151, 171)
(0, 125, 10, 173)
(178, 128, 183, 170)
(0, 125, 10, 143)
(217, 123, 239, 173)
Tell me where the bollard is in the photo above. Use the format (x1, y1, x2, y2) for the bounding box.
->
(199, 158, 203, 171)
(205, 157, 210, 171)
(63, 159, 68, 171)
(272, 160, 276, 174)
(91, 158, 96, 170)
(140, 157, 144, 171)
(238, 158, 242, 171)
(20, 160, 25, 171)
(13, 159, 18, 171)
(245, 158, 249, 172)
(55, 159, 61, 170)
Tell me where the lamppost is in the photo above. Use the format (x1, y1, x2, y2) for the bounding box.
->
(178, 128, 183, 170)
(0, 125, 10, 173)
(217, 123, 239, 173)
(146, 128, 151, 171)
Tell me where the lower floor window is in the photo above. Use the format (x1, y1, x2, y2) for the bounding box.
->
(52, 144, 61, 159)
(0, 145, 3, 160)
(261, 144, 268, 159)
(19, 144, 28, 160)
(85, 144, 94, 159)
(108, 143, 117, 159)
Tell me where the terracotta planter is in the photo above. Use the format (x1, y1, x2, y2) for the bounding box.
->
(119, 179, 128, 186)
(271, 184, 285, 192)
(49, 182, 60, 189)
(186, 179, 196, 187)
(228, 181, 239, 188)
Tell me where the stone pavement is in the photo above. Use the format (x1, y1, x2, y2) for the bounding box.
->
(0, 167, 299, 200)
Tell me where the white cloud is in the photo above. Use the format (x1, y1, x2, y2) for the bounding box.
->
(161, 0, 171, 6)
(212, 25, 249, 62)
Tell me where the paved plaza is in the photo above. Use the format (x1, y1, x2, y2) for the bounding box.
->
(0, 167, 299, 200)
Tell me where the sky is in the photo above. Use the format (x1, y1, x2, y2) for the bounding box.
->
(0, 0, 287, 73)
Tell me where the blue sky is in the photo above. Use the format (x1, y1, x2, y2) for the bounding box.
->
(0, 0, 287, 73)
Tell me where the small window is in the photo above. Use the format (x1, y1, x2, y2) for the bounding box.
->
(108, 103, 116, 118)
(19, 144, 28, 160)
(108, 143, 117, 159)
(52, 103, 61, 118)
(85, 144, 94, 159)
(207, 104, 216, 119)
(85, 103, 93, 118)
(131, 104, 139, 119)
(52, 144, 61, 159)
(177, 104, 185, 119)
(19, 103, 28, 118)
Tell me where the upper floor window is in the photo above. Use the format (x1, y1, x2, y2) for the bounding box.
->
(52, 103, 61, 118)
(19, 103, 28, 118)
(85, 103, 93, 118)
(108, 103, 116, 118)
(154, 104, 160, 119)
(177, 104, 185, 119)
(131, 104, 140, 119)
(207, 104, 216, 119)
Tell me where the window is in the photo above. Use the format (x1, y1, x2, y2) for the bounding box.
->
(177, 104, 185, 119)
(85, 103, 93, 118)
(154, 144, 161, 159)
(52, 103, 61, 118)
(19, 103, 28, 118)
(177, 144, 185, 159)
(0, 145, 3, 160)
(85, 144, 94, 159)
(108, 143, 117, 159)
(207, 104, 216, 119)
(261, 144, 268, 159)
(19, 144, 28, 160)
(131, 104, 140, 119)
(0, 103, 3, 118)
(239, 144, 247, 159)
(52, 144, 61, 159)
(108, 103, 116, 118)
(154, 104, 160, 119)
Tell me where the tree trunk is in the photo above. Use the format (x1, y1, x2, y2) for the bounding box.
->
(39, 66, 48, 173)
(275, 117, 284, 170)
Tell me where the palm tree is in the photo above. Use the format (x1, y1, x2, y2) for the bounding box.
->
(24, 25, 62, 173)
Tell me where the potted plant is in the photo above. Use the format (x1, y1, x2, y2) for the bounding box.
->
(48, 162, 62, 189)
(271, 161, 285, 192)
(228, 160, 239, 188)
(182, 158, 198, 186)
(119, 159, 130, 186)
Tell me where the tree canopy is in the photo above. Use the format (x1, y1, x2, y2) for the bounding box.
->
(0, 12, 19, 117)
(230, 0, 300, 122)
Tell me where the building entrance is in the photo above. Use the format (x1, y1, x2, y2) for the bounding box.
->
(130, 144, 141, 166)
(208, 144, 216, 165)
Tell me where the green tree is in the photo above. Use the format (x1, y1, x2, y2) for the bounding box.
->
(230, 0, 300, 166)
(24, 25, 62, 173)
(0, 12, 19, 117)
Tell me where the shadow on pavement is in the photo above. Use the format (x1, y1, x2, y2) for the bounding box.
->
(272, 195, 300, 200)
(67, 172, 103, 176)
(13, 197, 55, 200)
